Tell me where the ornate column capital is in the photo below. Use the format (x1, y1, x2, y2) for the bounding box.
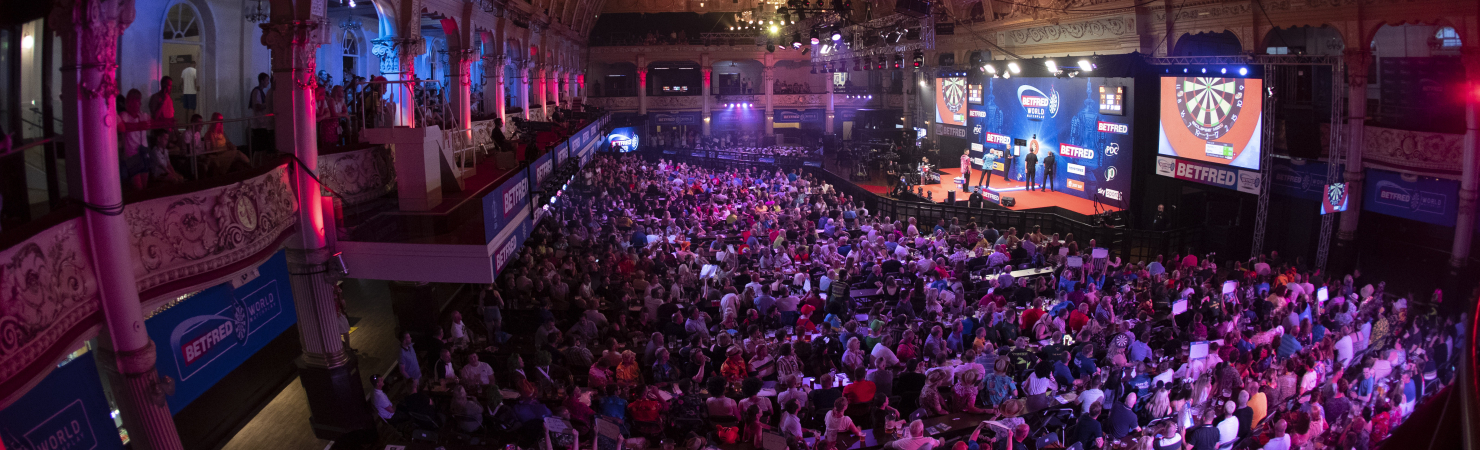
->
(262, 20, 327, 90)
(372, 35, 425, 75)
(1343, 49, 1372, 84)
(50, 0, 135, 99)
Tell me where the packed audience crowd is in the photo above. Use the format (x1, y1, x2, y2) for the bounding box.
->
(375, 153, 1467, 450)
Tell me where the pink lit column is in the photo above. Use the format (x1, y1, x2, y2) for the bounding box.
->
(262, 16, 374, 438)
(519, 64, 531, 120)
(453, 50, 473, 131)
(484, 54, 507, 123)
(1452, 49, 1480, 270)
(549, 69, 561, 109)
(372, 36, 423, 127)
(52, 0, 184, 447)
(536, 66, 548, 116)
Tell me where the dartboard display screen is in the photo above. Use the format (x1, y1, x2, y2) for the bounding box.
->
(1157, 76, 1264, 170)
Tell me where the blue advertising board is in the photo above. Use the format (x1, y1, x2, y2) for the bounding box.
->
(146, 249, 296, 414)
(606, 127, 640, 153)
(774, 109, 825, 123)
(968, 77, 1135, 207)
(482, 169, 530, 243)
(491, 216, 535, 277)
(1363, 168, 1459, 227)
(1270, 159, 1329, 201)
(651, 111, 702, 126)
(0, 352, 124, 450)
(533, 151, 555, 188)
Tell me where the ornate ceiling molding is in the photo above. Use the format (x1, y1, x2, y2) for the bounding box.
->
(996, 16, 1135, 46)
(1151, 2, 1251, 22)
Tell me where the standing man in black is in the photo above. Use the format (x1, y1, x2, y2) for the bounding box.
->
(1042, 149, 1056, 192)
(1024, 144, 1039, 192)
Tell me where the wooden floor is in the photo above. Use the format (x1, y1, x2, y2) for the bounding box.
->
(220, 278, 412, 450)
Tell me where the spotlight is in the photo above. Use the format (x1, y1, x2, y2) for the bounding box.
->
(1220, 68, 1227, 74)
(1003, 72, 1010, 79)
(1007, 62, 1020, 73)
(1183, 68, 1189, 73)
(984, 64, 996, 74)
(792, 33, 803, 48)
(1238, 67, 1248, 76)
(1077, 59, 1095, 71)
(770, 25, 779, 33)
(1045, 60, 1057, 72)
(831, 28, 842, 41)
(1201, 68, 1207, 73)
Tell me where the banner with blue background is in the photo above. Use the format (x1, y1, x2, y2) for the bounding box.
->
(1270, 159, 1329, 201)
(1362, 168, 1458, 226)
(147, 249, 296, 414)
(483, 169, 529, 243)
(0, 352, 124, 450)
(652, 111, 703, 126)
(967, 77, 1135, 207)
(774, 109, 825, 124)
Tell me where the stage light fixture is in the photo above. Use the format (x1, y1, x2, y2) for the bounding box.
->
(1078, 59, 1095, 71)
(801, 47, 810, 55)
(1045, 60, 1057, 72)
(984, 64, 996, 74)
(810, 30, 820, 45)
(792, 33, 803, 48)
(831, 28, 842, 41)
(1182, 68, 1189, 73)
(1201, 68, 1207, 73)
(1220, 68, 1227, 74)
(1007, 62, 1020, 73)
(1238, 67, 1248, 76)
(1003, 72, 1011, 79)
(770, 25, 779, 33)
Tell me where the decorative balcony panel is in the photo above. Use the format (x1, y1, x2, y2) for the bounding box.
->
(0, 218, 102, 398)
(320, 147, 396, 205)
(127, 165, 299, 295)
(587, 97, 640, 109)
(773, 94, 826, 107)
(648, 96, 703, 109)
(887, 95, 904, 108)
(1363, 125, 1464, 174)
(718, 95, 763, 104)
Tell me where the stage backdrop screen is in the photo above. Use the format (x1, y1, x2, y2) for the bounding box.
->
(968, 77, 1134, 209)
(607, 127, 640, 152)
(1157, 76, 1264, 170)
(936, 76, 968, 126)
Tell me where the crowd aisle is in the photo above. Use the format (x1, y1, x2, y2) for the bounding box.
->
(372, 153, 1466, 450)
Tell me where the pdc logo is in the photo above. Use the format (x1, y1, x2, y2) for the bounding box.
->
(1096, 121, 1129, 134)
(1059, 144, 1095, 160)
(1104, 143, 1120, 157)
(973, 124, 983, 136)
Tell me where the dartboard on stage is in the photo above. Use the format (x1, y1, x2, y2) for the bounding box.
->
(1173, 77, 1246, 141)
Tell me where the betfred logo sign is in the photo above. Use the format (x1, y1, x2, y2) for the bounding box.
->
(503, 178, 528, 215)
(1066, 179, 1085, 191)
(1157, 156, 1261, 194)
(984, 132, 1011, 146)
(168, 280, 285, 381)
(1059, 144, 1094, 160)
(1096, 121, 1129, 134)
(969, 110, 986, 118)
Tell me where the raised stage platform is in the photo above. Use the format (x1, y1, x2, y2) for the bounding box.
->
(833, 166, 1121, 217)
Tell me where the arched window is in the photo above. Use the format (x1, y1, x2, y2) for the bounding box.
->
(342, 29, 361, 82)
(1433, 27, 1462, 51)
(162, 2, 202, 42)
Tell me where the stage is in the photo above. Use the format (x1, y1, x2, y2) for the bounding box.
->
(842, 166, 1120, 216)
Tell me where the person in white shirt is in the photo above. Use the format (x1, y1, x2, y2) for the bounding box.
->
(889, 420, 939, 450)
(1216, 401, 1240, 449)
(371, 375, 395, 420)
(1334, 328, 1354, 369)
(449, 311, 468, 348)
(180, 62, 199, 117)
(1261, 420, 1290, 450)
(460, 353, 494, 387)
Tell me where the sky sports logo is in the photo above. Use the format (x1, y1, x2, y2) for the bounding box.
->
(1097, 188, 1123, 201)
(1059, 144, 1094, 160)
(1096, 121, 1129, 134)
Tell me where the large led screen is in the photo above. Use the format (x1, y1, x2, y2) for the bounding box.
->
(607, 127, 640, 152)
(1157, 76, 1264, 170)
(935, 76, 968, 126)
(968, 77, 1134, 209)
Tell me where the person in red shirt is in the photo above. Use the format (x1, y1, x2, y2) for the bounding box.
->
(1021, 300, 1045, 333)
(842, 378, 877, 404)
(1068, 302, 1091, 333)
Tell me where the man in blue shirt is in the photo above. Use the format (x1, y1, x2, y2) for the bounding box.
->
(978, 151, 997, 189)
(1105, 392, 1142, 439)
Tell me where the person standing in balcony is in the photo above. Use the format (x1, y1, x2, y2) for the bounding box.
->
(249, 73, 274, 153)
(181, 61, 199, 119)
(149, 76, 176, 124)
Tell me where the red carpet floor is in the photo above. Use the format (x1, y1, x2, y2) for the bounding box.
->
(906, 168, 1116, 215)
